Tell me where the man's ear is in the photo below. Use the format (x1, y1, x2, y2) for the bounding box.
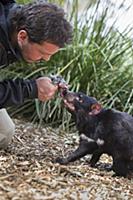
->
(89, 103, 102, 115)
(17, 30, 28, 45)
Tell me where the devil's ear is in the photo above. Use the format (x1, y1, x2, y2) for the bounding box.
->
(89, 103, 102, 115)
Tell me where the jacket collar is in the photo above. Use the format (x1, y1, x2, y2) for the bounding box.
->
(0, 2, 22, 62)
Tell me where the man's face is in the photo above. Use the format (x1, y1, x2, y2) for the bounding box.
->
(17, 30, 60, 63)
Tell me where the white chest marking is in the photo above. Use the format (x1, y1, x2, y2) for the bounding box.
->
(96, 138, 104, 146)
(80, 134, 104, 146)
(80, 134, 95, 143)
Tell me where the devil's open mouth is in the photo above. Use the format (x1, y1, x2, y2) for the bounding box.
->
(60, 90, 74, 110)
(60, 90, 77, 111)
(60, 88, 67, 97)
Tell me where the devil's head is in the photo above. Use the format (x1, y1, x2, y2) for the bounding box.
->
(61, 90, 102, 116)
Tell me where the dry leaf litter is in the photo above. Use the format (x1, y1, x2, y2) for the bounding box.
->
(0, 119, 132, 200)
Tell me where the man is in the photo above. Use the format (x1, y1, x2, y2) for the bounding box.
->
(0, 0, 73, 149)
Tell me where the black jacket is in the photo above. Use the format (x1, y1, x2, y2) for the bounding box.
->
(0, 0, 38, 108)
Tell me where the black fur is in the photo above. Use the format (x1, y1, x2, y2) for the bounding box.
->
(56, 91, 133, 177)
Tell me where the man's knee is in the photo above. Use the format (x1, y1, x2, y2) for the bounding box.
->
(0, 109, 15, 149)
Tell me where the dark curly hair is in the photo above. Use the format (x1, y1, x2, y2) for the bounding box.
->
(9, 0, 73, 47)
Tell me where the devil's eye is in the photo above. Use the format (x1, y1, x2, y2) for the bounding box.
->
(78, 94, 84, 102)
(79, 94, 83, 99)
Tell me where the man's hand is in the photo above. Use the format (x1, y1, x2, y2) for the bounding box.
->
(36, 77, 58, 101)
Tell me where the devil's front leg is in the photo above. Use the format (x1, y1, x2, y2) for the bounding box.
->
(55, 136, 98, 165)
(90, 150, 103, 167)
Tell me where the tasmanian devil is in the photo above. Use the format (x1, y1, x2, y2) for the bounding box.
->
(56, 90, 133, 177)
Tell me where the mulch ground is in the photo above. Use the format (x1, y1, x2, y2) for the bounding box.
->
(0, 119, 133, 200)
